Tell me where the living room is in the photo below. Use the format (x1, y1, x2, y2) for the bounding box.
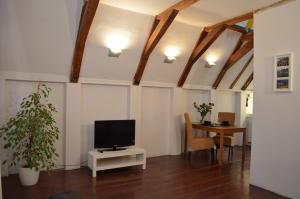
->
(0, 0, 299, 199)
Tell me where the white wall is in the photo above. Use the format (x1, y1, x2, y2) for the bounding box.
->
(81, 84, 130, 162)
(184, 89, 210, 122)
(65, 83, 81, 170)
(0, 72, 249, 175)
(141, 87, 171, 157)
(0, 0, 79, 76)
(215, 91, 238, 121)
(251, 1, 300, 198)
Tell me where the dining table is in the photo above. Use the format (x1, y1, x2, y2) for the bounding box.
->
(192, 123, 247, 165)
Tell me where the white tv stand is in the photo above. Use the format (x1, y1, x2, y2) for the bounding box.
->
(88, 147, 146, 177)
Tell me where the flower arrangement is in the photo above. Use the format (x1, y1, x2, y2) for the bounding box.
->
(193, 102, 214, 123)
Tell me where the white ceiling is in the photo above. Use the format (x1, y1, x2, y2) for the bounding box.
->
(101, 0, 281, 27)
(2, 0, 270, 90)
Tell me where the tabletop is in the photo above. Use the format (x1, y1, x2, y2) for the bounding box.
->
(192, 123, 246, 133)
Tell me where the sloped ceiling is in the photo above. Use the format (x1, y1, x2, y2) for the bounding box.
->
(101, 0, 281, 27)
(81, 3, 252, 88)
(188, 30, 244, 86)
(1, 0, 283, 90)
(0, 0, 80, 76)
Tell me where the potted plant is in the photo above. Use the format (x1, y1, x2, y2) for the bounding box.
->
(193, 102, 214, 123)
(0, 84, 59, 186)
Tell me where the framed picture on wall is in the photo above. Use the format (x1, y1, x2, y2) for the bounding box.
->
(273, 53, 293, 92)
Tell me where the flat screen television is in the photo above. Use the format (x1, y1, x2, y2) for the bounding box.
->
(94, 120, 135, 150)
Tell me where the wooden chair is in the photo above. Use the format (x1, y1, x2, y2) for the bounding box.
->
(184, 113, 214, 160)
(213, 112, 235, 160)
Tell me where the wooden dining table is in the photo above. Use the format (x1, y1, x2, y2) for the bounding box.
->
(192, 123, 247, 165)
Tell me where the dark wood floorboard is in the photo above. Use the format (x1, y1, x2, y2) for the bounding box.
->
(2, 146, 289, 199)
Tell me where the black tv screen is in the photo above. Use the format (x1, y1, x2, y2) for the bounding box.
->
(94, 120, 135, 149)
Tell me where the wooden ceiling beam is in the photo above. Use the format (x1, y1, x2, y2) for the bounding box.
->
(133, 0, 200, 85)
(144, 10, 179, 55)
(133, 10, 178, 85)
(70, 0, 100, 83)
(212, 34, 253, 89)
(241, 32, 254, 42)
(177, 25, 227, 87)
(176, 11, 254, 87)
(228, 25, 247, 34)
(254, 0, 293, 13)
(241, 73, 254, 90)
(206, 12, 253, 32)
(229, 54, 253, 89)
(157, 0, 200, 20)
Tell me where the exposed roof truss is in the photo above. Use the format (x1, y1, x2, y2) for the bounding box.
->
(177, 12, 253, 87)
(212, 32, 253, 89)
(133, 0, 200, 85)
(70, 0, 100, 83)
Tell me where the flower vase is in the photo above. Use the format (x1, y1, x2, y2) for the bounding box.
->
(200, 115, 205, 124)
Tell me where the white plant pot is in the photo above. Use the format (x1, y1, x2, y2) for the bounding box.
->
(19, 167, 40, 186)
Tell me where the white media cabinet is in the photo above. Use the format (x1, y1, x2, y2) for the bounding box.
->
(88, 147, 146, 177)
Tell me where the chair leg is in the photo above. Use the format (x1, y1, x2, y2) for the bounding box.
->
(188, 151, 192, 160)
(210, 148, 215, 162)
(227, 146, 234, 161)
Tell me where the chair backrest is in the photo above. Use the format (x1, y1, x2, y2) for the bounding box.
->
(218, 112, 235, 126)
(184, 112, 193, 144)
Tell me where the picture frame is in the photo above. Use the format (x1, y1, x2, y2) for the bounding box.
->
(273, 53, 293, 92)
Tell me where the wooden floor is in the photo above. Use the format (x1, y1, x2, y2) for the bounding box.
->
(2, 147, 288, 199)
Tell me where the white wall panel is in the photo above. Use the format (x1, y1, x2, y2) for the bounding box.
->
(141, 87, 171, 157)
(81, 84, 130, 162)
(65, 83, 81, 170)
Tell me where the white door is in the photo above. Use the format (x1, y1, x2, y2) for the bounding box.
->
(141, 87, 171, 157)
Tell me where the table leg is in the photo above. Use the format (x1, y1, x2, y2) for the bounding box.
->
(206, 131, 210, 137)
(242, 130, 247, 164)
(184, 125, 187, 155)
(219, 132, 224, 165)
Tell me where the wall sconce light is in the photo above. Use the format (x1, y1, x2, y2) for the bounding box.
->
(164, 46, 180, 64)
(106, 34, 129, 58)
(205, 55, 217, 68)
(164, 56, 176, 63)
(108, 48, 122, 57)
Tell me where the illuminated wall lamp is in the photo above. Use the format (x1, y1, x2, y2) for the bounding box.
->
(205, 60, 216, 68)
(108, 48, 122, 57)
(164, 56, 176, 64)
(164, 46, 179, 64)
(106, 34, 128, 58)
(205, 55, 217, 68)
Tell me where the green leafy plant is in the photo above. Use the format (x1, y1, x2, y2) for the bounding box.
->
(193, 102, 214, 123)
(0, 84, 59, 171)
